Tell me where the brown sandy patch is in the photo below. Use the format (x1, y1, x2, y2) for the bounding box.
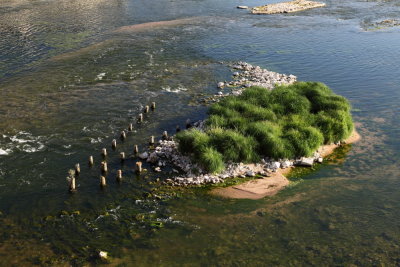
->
(211, 129, 360, 200)
(52, 18, 198, 61)
(113, 17, 197, 33)
(252, 0, 326, 15)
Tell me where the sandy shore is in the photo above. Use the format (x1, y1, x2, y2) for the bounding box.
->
(211, 129, 361, 200)
(252, 0, 326, 15)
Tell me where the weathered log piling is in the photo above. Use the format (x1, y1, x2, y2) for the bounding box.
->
(89, 156, 94, 166)
(116, 170, 122, 181)
(102, 148, 107, 158)
(120, 131, 126, 141)
(138, 113, 143, 123)
(120, 152, 126, 161)
(69, 177, 76, 192)
(111, 139, 117, 150)
(75, 163, 81, 175)
(134, 145, 139, 155)
(100, 176, 107, 187)
(135, 161, 142, 173)
(101, 161, 108, 173)
(65, 100, 162, 192)
(162, 131, 168, 140)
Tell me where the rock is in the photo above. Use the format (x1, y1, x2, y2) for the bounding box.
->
(139, 152, 149, 159)
(281, 160, 292, 168)
(154, 167, 161, 172)
(147, 152, 158, 163)
(237, 5, 248, 9)
(218, 91, 223, 95)
(297, 157, 314, 167)
(98, 251, 108, 260)
(317, 157, 323, 163)
(217, 82, 225, 88)
(271, 161, 281, 169)
(239, 174, 246, 178)
(246, 171, 255, 177)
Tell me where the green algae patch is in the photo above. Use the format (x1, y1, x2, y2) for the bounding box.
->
(176, 82, 353, 173)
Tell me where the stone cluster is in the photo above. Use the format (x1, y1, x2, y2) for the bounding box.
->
(215, 62, 297, 98)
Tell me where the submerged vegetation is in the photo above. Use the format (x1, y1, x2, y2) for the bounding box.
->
(176, 82, 353, 173)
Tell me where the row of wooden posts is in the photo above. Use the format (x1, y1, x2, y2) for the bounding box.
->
(69, 101, 193, 192)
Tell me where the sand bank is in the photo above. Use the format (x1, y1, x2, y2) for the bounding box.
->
(211, 130, 360, 200)
(252, 0, 326, 15)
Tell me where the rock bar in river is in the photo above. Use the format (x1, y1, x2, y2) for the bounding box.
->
(252, 0, 326, 15)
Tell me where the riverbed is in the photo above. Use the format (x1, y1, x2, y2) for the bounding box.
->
(1, 0, 400, 265)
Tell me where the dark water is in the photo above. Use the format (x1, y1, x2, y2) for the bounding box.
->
(1, 0, 400, 265)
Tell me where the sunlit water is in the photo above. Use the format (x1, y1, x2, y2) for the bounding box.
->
(0, 0, 400, 265)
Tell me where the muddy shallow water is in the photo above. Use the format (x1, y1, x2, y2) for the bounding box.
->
(0, 0, 400, 265)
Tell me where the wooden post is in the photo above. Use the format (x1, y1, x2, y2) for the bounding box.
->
(101, 148, 107, 158)
(134, 145, 139, 155)
(116, 170, 122, 181)
(101, 161, 108, 173)
(120, 131, 126, 141)
(176, 125, 181, 133)
(75, 163, 80, 175)
(135, 161, 142, 173)
(186, 119, 191, 129)
(88, 156, 94, 166)
(137, 113, 143, 123)
(162, 131, 168, 140)
(151, 102, 156, 110)
(149, 136, 155, 145)
(144, 105, 150, 113)
(111, 139, 117, 150)
(69, 177, 76, 192)
(128, 123, 133, 131)
(120, 152, 126, 161)
(100, 176, 106, 187)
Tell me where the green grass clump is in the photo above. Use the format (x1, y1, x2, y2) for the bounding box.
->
(198, 147, 225, 174)
(176, 81, 354, 173)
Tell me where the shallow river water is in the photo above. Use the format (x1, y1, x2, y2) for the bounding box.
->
(0, 0, 400, 265)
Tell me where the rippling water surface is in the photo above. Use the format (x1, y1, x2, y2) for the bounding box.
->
(0, 0, 400, 265)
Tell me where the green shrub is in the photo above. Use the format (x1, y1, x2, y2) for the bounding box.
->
(176, 128, 210, 154)
(208, 128, 259, 163)
(198, 147, 225, 173)
(177, 81, 353, 173)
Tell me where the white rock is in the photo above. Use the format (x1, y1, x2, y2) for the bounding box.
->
(281, 160, 292, 168)
(272, 161, 281, 169)
(99, 251, 108, 260)
(246, 171, 255, 177)
(138, 152, 149, 159)
(237, 5, 248, 9)
(217, 82, 225, 88)
(154, 167, 161, 172)
(317, 157, 323, 163)
(298, 157, 314, 167)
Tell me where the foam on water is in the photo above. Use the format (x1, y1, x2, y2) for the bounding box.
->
(0, 131, 46, 154)
(162, 85, 188, 93)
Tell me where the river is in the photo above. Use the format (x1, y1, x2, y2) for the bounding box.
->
(0, 0, 400, 265)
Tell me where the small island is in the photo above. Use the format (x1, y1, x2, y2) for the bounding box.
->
(252, 0, 326, 15)
(170, 80, 357, 198)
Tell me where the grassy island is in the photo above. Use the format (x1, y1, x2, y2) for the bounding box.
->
(176, 82, 353, 173)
